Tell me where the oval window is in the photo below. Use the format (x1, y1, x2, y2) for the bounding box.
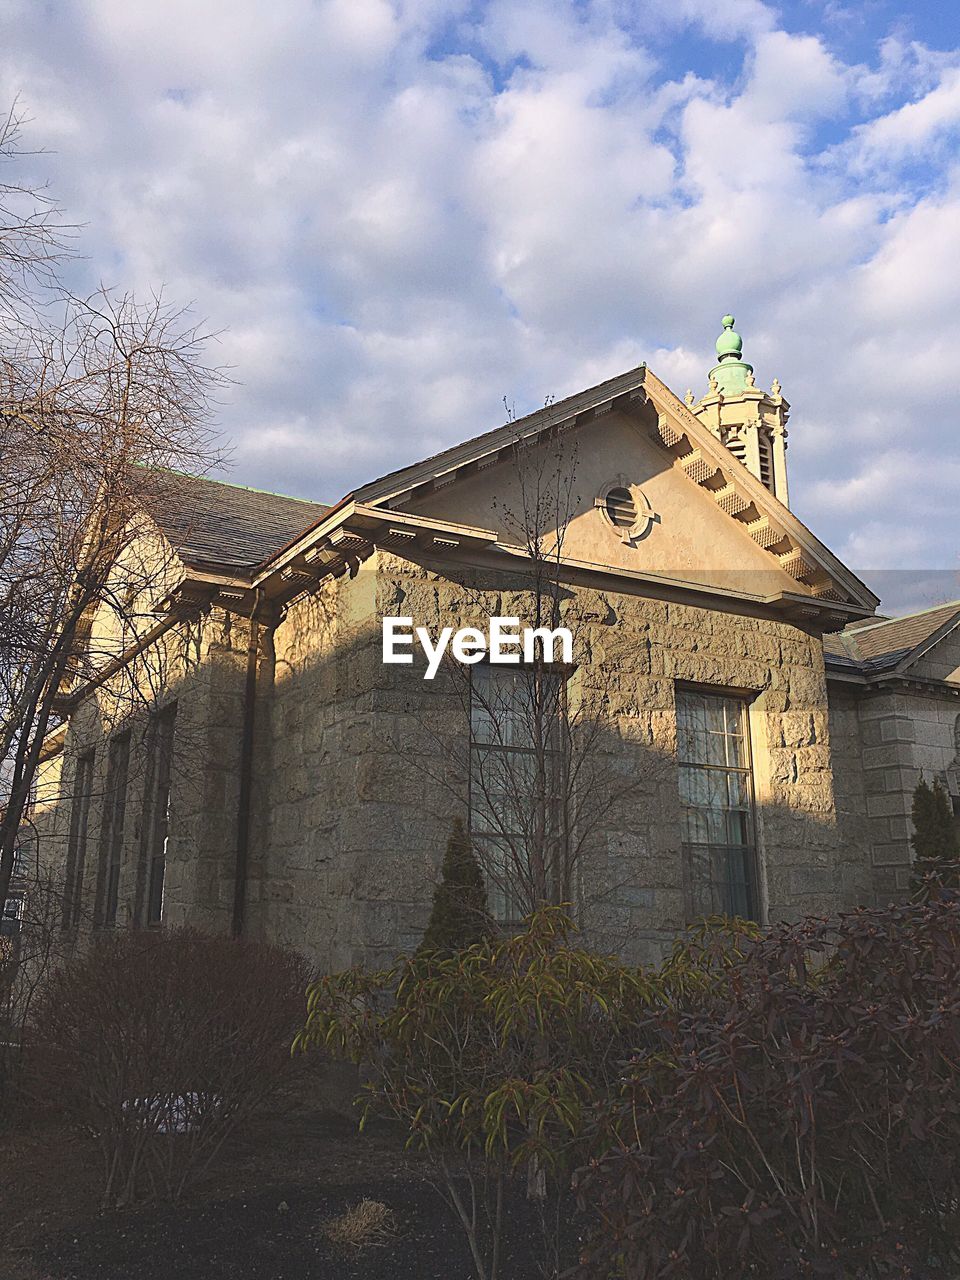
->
(604, 486, 636, 529)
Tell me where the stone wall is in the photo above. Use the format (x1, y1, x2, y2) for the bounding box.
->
(34, 605, 253, 938)
(256, 547, 845, 969)
(828, 667, 960, 904)
(37, 546, 874, 971)
(824, 684, 874, 908)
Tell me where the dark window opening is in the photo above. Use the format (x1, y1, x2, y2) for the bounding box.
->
(758, 434, 773, 490)
(62, 751, 95, 929)
(98, 732, 130, 928)
(1, 892, 24, 939)
(11, 840, 26, 880)
(143, 705, 176, 926)
(726, 437, 747, 466)
(605, 486, 637, 529)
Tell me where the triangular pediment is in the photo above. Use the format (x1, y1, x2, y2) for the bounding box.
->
(351, 364, 877, 618)
(402, 403, 796, 602)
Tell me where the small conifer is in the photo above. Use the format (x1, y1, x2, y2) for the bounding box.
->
(418, 818, 492, 955)
(909, 776, 960, 899)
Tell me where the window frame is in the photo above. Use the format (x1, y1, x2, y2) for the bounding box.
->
(62, 750, 95, 930)
(11, 840, 26, 880)
(96, 731, 131, 929)
(675, 684, 762, 923)
(1, 891, 24, 939)
(140, 704, 177, 927)
(467, 660, 567, 923)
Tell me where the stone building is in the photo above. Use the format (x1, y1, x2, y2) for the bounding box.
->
(24, 319, 960, 968)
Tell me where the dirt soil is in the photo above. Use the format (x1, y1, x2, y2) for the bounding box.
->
(1, 1071, 580, 1280)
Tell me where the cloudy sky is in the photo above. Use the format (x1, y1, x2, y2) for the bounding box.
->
(3, 0, 959, 611)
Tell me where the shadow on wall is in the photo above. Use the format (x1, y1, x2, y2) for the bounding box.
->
(34, 557, 889, 976)
(250, 554, 871, 971)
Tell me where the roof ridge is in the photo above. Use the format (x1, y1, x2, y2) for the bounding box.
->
(158, 467, 329, 506)
(847, 599, 960, 636)
(356, 363, 648, 502)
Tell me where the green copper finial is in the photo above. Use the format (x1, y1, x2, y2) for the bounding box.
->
(715, 314, 743, 361)
(708, 313, 753, 394)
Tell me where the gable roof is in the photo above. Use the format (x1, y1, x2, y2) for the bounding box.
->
(147, 472, 329, 573)
(825, 600, 960, 677)
(148, 361, 879, 625)
(346, 362, 876, 617)
(354, 365, 655, 505)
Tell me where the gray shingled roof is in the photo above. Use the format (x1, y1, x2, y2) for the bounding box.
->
(147, 472, 329, 573)
(825, 601, 960, 675)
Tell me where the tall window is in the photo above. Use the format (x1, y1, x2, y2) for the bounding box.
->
(676, 688, 759, 921)
(97, 732, 130, 928)
(143, 705, 176, 926)
(62, 751, 95, 929)
(469, 664, 563, 922)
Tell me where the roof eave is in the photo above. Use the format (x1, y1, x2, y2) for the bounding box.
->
(639, 370, 879, 614)
(354, 366, 650, 509)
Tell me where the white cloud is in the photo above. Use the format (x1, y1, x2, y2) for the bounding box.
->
(0, 0, 958, 603)
(847, 64, 960, 173)
(629, 0, 776, 42)
(745, 30, 849, 122)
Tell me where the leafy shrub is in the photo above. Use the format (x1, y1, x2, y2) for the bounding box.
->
(296, 906, 665, 1280)
(573, 897, 960, 1280)
(27, 928, 309, 1207)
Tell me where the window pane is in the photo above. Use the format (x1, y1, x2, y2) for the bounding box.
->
(676, 689, 758, 922)
(99, 733, 130, 928)
(477, 837, 524, 924)
(1, 892, 24, 938)
(144, 706, 176, 926)
(470, 665, 562, 922)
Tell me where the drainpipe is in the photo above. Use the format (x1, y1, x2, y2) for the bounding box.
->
(232, 591, 262, 937)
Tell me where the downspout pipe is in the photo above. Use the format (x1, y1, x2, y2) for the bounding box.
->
(232, 591, 262, 937)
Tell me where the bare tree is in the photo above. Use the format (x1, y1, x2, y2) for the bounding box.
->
(0, 111, 223, 919)
(473, 432, 656, 930)
(0, 816, 80, 1112)
(0, 100, 71, 315)
(400, 423, 657, 940)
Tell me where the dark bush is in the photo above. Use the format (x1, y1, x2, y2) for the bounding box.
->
(418, 817, 492, 955)
(910, 777, 960, 898)
(27, 928, 310, 1207)
(573, 897, 960, 1280)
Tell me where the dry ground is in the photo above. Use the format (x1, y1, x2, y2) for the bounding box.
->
(1, 1065, 573, 1280)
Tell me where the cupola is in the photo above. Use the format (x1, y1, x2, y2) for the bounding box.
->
(686, 315, 790, 507)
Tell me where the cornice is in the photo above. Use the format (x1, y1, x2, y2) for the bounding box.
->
(640, 369, 878, 614)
